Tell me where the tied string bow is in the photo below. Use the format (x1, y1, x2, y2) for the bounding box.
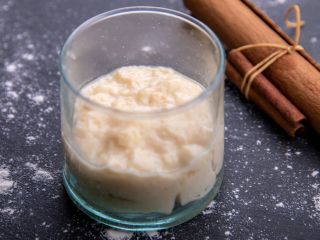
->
(234, 5, 305, 99)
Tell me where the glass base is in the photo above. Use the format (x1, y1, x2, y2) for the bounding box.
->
(63, 167, 223, 231)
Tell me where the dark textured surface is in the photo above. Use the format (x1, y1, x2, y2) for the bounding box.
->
(0, 0, 319, 239)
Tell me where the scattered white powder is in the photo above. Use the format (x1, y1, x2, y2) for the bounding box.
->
(0, 207, 16, 215)
(2, 5, 9, 11)
(27, 94, 45, 104)
(313, 194, 320, 212)
(276, 202, 285, 208)
(5, 63, 17, 72)
(7, 91, 18, 99)
(102, 229, 133, 240)
(26, 136, 36, 141)
(311, 171, 319, 177)
(22, 53, 34, 61)
(5, 81, 13, 88)
(44, 106, 53, 113)
(234, 145, 243, 151)
(274, 166, 279, 170)
(24, 162, 53, 182)
(7, 114, 15, 119)
(0, 166, 15, 194)
(146, 231, 160, 239)
(33, 169, 53, 181)
(0, 168, 10, 178)
(225, 231, 232, 236)
(310, 37, 318, 44)
(141, 46, 152, 52)
(202, 201, 216, 215)
(287, 165, 293, 169)
(25, 162, 37, 170)
(0, 1, 318, 237)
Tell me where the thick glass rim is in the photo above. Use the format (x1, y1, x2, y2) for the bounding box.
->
(59, 6, 226, 118)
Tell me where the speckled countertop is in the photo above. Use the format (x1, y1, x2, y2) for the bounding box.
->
(0, 0, 319, 239)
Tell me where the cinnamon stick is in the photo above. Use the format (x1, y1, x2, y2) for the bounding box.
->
(227, 50, 305, 136)
(184, 0, 320, 134)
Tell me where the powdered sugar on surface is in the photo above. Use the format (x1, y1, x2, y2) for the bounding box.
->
(145, 231, 161, 239)
(276, 202, 285, 208)
(25, 162, 54, 182)
(102, 229, 133, 240)
(0, 165, 18, 218)
(27, 93, 46, 104)
(313, 194, 320, 212)
(0, 166, 15, 195)
(310, 37, 318, 44)
(0, 207, 16, 215)
(0, 0, 319, 239)
(311, 171, 319, 177)
(202, 201, 217, 215)
(0, 0, 60, 232)
(99, 229, 173, 240)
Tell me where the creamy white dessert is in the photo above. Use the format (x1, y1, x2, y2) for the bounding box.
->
(64, 66, 224, 214)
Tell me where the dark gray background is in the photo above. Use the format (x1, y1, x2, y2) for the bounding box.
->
(0, 0, 319, 239)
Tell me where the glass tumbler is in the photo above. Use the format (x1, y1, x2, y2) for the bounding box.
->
(60, 7, 225, 231)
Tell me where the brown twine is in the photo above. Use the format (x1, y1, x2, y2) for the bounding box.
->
(233, 5, 305, 99)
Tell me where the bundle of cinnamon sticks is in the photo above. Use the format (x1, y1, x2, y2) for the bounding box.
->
(184, 0, 320, 137)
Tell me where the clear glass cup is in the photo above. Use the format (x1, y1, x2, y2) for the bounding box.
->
(60, 6, 225, 231)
